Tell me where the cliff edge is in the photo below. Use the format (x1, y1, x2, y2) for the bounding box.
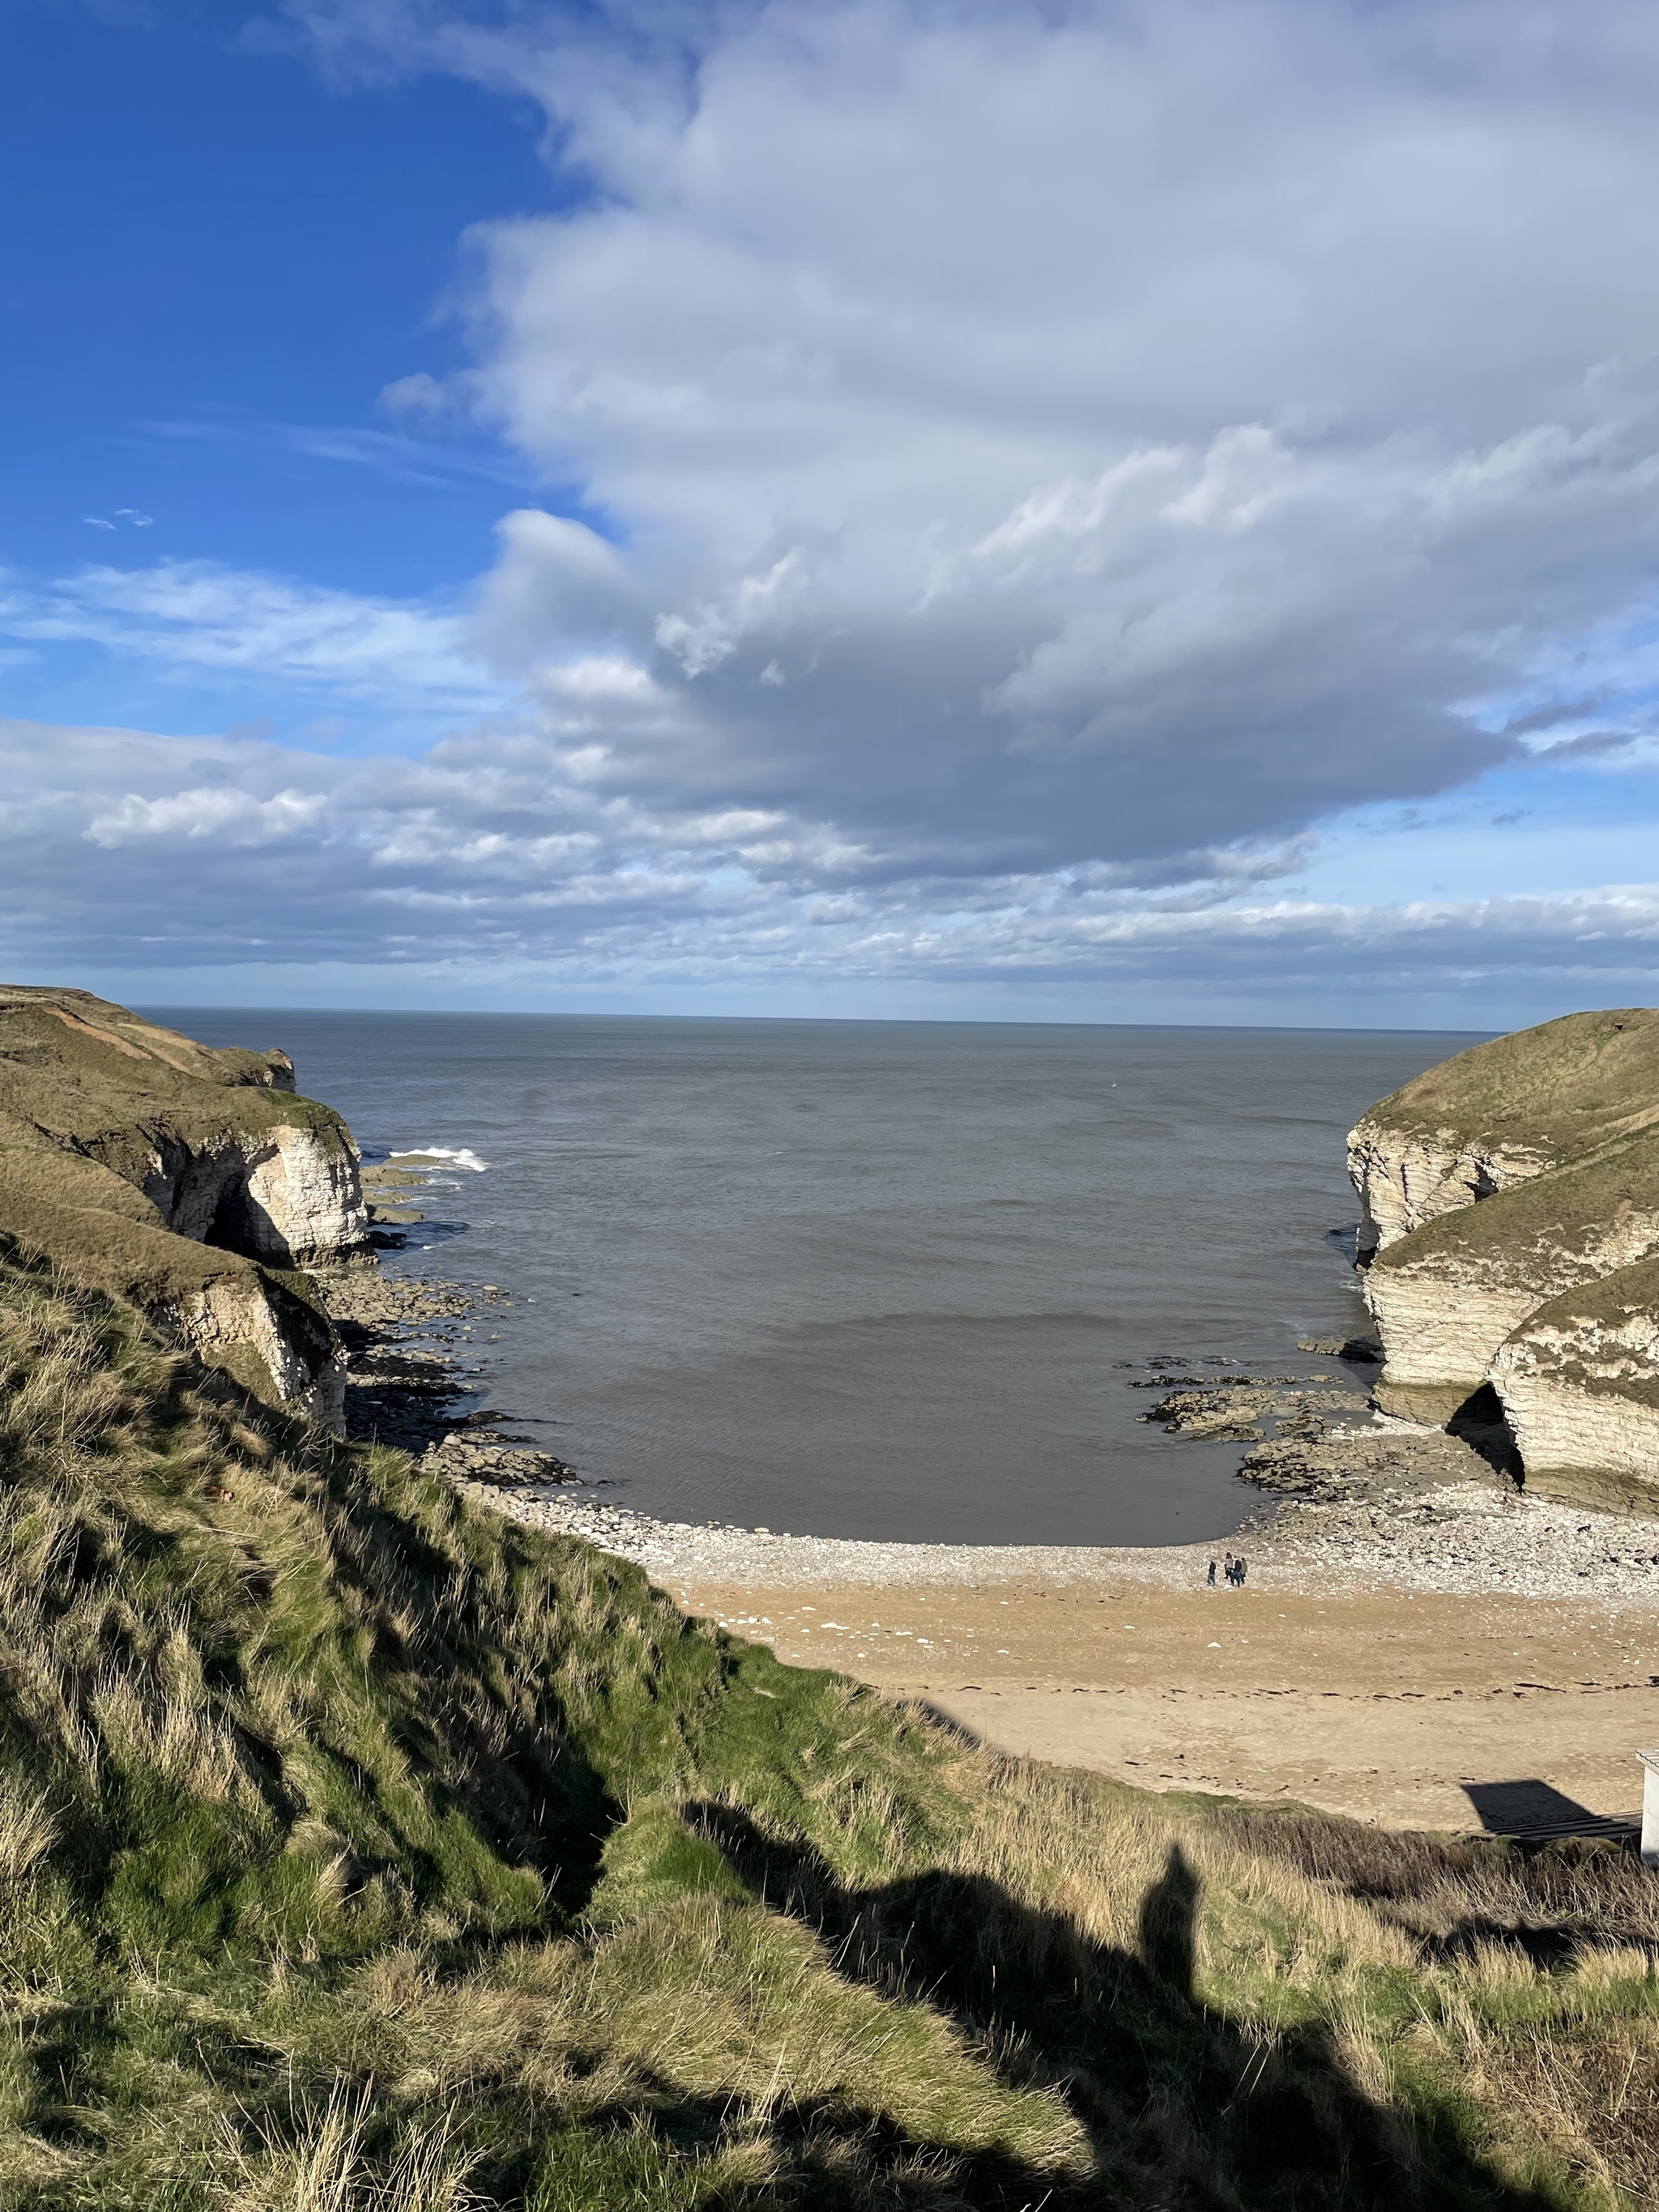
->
(0, 986, 368, 1422)
(1348, 1008, 1659, 1509)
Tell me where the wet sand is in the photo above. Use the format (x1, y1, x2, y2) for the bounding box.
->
(663, 1576, 1659, 1832)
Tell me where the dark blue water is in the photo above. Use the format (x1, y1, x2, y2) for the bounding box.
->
(147, 1015, 1481, 1546)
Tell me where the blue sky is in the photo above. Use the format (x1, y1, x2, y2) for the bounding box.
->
(4, 0, 554, 738)
(7, 0, 1659, 1025)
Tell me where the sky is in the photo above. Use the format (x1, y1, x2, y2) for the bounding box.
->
(7, 0, 1659, 1025)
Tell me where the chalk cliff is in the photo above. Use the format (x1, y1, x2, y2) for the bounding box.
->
(1348, 1008, 1659, 1508)
(1362, 1127, 1659, 1425)
(1349, 1008, 1659, 1257)
(1489, 1255, 1659, 1511)
(0, 987, 365, 1421)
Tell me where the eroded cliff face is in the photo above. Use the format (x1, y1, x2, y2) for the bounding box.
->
(1489, 1258, 1659, 1512)
(140, 1120, 366, 1264)
(1348, 1007, 1659, 1258)
(162, 1270, 345, 1428)
(1363, 1131, 1659, 1422)
(0, 987, 363, 1421)
(1347, 1126, 1547, 1259)
(1348, 1009, 1659, 1502)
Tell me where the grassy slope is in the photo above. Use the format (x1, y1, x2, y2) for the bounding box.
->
(1360, 1011, 1659, 1157)
(1367, 1127, 1659, 1289)
(1, 1254, 1656, 2211)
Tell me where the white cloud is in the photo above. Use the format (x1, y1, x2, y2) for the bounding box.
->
(0, 559, 506, 715)
(318, 0, 1659, 889)
(19, 0, 1659, 1011)
(378, 370, 450, 415)
(87, 786, 329, 846)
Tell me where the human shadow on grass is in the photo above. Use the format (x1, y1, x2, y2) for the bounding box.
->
(688, 1804, 1564, 2211)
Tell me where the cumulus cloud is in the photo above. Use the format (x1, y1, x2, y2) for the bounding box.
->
(287, 0, 1659, 893)
(20, 0, 1659, 1005)
(87, 786, 329, 847)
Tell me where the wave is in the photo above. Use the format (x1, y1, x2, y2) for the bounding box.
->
(388, 1145, 491, 1173)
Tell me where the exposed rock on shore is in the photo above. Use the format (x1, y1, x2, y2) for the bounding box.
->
(313, 1264, 575, 1485)
(0, 986, 367, 1418)
(1348, 1008, 1659, 1510)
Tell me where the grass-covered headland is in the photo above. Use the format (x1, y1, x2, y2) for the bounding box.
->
(2, 1245, 1657, 2211)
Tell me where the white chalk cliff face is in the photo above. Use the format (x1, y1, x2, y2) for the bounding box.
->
(1490, 1259, 1659, 1511)
(145, 1121, 369, 1265)
(1347, 1009, 1659, 1507)
(163, 1272, 347, 1430)
(0, 987, 367, 1420)
(1360, 1137, 1659, 1425)
(1347, 1126, 1550, 1259)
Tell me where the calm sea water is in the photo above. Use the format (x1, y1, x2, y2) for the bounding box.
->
(148, 1014, 1482, 1547)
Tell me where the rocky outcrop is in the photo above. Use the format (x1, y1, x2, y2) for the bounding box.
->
(1347, 1125, 1548, 1259)
(1348, 1009, 1659, 1506)
(0, 988, 365, 1421)
(136, 1119, 366, 1264)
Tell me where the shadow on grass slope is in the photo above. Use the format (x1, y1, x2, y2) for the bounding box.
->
(0, 1242, 1651, 2209)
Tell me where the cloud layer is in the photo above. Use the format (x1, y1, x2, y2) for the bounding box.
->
(335, 0, 1659, 873)
(7, 709, 1659, 1018)
(13, 0, 1659, 1008)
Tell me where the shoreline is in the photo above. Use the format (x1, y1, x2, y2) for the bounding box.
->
(319, 1256, 1659, 1835)
(316, 1255, 1659, 1608)
(467, 1468, 1659, 1605)
(318, 1260, 1659, 1607)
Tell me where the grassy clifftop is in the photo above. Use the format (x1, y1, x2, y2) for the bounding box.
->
(1, 1253, 1656, 2208)
(0, 990, 362, 1415)
(1359, 1010, 1659, 1158)
(1367, 1123, 1659, 1287)
(0, 987, 348, 1194)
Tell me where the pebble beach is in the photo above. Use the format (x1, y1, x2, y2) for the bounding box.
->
(466, 1464, 1659, 1605)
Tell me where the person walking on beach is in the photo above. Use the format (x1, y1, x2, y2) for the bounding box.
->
(1206, 1559, 1217, 1587)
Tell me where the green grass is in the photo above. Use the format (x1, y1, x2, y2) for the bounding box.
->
(1359, 1009, 1659, 1156)
(0, 1247, 1656, 2209)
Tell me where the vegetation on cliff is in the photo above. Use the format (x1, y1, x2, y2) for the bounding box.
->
(1357, 1012, 1659, 1159)
(1, 1247, 1656, 2210)
(0, 988, 363, 1414)
(1352, 1010, 1659, 1498)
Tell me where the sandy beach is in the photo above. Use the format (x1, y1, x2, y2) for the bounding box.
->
(338, 1265, 1659, 1841)
(477, 1473, 1659, 1835)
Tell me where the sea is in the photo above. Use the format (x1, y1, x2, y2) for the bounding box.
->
(148, 1014, 1483, 1549)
